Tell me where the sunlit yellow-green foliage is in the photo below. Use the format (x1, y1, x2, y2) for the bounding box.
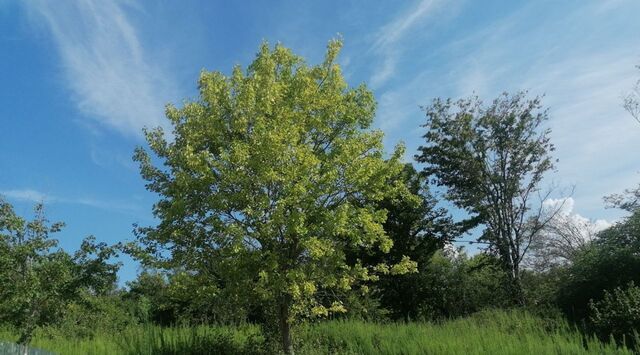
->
(134, 40, 416, 329)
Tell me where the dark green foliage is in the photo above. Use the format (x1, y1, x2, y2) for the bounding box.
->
(589, 282, 640, 347)
(0, 199, 120, 346)
(520, 267, 564, 313)
(124, 271, 174, 325)
(352, 247, 513, 322)
(414, 251, 511, 320)
(123, 269, 248, 326)
(348, 164, 462, 320)
(46, 294, 138, 339)
(557, 210, 640, 322)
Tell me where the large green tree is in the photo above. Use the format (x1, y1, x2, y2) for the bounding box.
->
(0, 199, 119, 351)
(416, 92, 558, 305)
(133, 40, 415, 354)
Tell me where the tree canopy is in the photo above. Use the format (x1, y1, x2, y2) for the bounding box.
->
(133, 40, 416, 353)
(0, 199, 119, 348)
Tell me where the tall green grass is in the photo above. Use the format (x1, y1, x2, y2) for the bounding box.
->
(0, 310, 635, 354)
(295, 310, 636, 354)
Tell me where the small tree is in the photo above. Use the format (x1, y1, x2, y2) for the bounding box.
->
(606, 186, 640, 214)
(416, 92, 560, 305)
(133, 40, 415, 353)
(0, 199, 119, 352)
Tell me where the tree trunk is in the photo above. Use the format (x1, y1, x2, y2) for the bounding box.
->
(508, 265, 525, 307)
(18, 334, 30, 355)
(278, 295, 294, 355)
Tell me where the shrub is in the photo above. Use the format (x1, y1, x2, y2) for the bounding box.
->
(589, 282, 640, 347)
(557, 210, 640, 322)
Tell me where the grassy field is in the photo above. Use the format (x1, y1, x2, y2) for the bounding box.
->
(0, 310, 635, 354)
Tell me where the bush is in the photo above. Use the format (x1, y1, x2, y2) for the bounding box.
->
(410, 251, 511, 321)
(557, 210, 640, 322)
(38, 293, 139, 340)
(589, 282, 640, 347)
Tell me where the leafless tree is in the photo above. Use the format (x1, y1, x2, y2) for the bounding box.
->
(526, 198, 608, 271)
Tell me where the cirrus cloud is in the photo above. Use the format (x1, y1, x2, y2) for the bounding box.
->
(22, 0, 177, 137)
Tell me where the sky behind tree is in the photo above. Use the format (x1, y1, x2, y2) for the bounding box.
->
(1, 0, 638, 283)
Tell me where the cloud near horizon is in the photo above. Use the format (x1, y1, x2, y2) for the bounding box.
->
(543, 197, 612, 234)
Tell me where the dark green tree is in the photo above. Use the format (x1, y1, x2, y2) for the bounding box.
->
(348, 164, 462, 320)
(124, 269, 227, 325)
(416, 92, 559, 305)
(557, 210, 640, 321)
(124, 270, 173, 324)
(0, 198, 119, 351)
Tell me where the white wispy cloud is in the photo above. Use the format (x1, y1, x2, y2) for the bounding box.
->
(1, 189, 50, 203)
(373, 0, 438, 50)
(22, 0, 176, 137)
(369, 0, 449, 89)
(71, 197, 140, 213)
(0, 188, 140, 214)
(90, 146, 138, 172)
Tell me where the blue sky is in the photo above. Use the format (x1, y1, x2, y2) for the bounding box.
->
(1, 0, 639, 284)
